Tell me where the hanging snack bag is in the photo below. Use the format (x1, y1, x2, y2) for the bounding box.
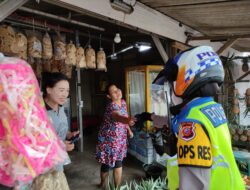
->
(0, 25, 16, 55)
(42, 32, 53, 60)
(65, 41, 76, 66)
(76, 46, 87, 69)
(28, 35, 42, 58)
(14, 32, 28, 60)
(86, 45, 96, 69)
(54, 33, 66, 61)
(96, 48, 107, 71)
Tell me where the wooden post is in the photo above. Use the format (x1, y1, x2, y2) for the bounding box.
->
(0, 0, 28, 22)
(236, 70, 250, 82)
(151, 34, 168, 63)
(75, 30, 84, 152)
(217, 38, 238, 55)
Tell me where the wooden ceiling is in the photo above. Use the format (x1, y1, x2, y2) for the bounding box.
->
(138, 0, 250, 52)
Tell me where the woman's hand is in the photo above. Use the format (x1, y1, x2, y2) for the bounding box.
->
(64, 140, 74, 151)
(128, 117, 136, 126)
(127, 128, 134, 138)
(67, 130, 80, 140)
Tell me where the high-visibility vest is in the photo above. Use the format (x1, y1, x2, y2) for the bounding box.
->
(169, 97, 245, 190)
(167, 155, 179, 190)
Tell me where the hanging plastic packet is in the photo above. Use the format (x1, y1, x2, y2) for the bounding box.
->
(65, 41, 76, 66)
(42, 32, 53, 60)
(86, 45, 96, 69)
(0, 55, 70, 189)
(28, 35, 42, 59)
(14, 32, 28, 60)
(76, 46, 87, 69)
(96, 48, 107, 71)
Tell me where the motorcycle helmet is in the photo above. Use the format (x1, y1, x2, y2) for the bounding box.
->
(153, 46, 224, 99)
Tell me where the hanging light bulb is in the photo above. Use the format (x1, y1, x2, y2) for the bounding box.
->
(114, 33, 121, 43)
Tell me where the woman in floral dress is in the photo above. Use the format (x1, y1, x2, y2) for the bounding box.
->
(96, 84, 135, 188)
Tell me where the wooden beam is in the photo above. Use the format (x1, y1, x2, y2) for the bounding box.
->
(0, 0, 28, 22)
(151, 34, 168, 63)
(43, 0, 194, 43)
(216, 38, 238, 55)
(190, 34, 250, 41)
(236, 70, 250, 82)
(171, 41, 190, 51)
(224, 80, 250, 84)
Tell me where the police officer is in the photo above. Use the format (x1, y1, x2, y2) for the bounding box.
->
(136, 46, 245, 190)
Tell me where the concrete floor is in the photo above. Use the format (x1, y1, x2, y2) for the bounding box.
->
(65, 129, 145, 190)
(0, 129, 146, 190)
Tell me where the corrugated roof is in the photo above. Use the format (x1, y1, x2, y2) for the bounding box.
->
(139, 0, 250, 52)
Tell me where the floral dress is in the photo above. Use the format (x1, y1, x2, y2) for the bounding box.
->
(96, 99, 128, 167)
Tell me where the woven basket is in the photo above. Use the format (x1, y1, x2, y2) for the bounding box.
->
(0, 25, 16, 55)
(76, 46, 86, 68)
(54, 40, 66, 60)
(65, 41, 76, 66)
(28, 35, 42, 58)
(96, 48, 107, 71)
(42, 32, 53, 59)
(14, 32, 27, 60)
(86, 46, 96, 69)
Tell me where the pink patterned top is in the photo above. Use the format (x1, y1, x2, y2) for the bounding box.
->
(96, 99, 128, 167)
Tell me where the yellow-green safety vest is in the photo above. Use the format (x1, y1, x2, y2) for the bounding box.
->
(168, 97, 244, 190)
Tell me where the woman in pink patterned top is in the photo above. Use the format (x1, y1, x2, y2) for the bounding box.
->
(96, 84, 135, 188)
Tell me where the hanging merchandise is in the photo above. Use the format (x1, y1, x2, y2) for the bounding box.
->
(0, 25, 16, 55)
(28, 35, 42, 59)
(96, 48, 107, 71)
(42, 32, 53, 60)
(60, 63, 73, 79)
(65, 41, 76, 66)
(86, 45, 96, 69)
(54, 40, 66, 60)
(27, 22, 43, 78)
(13, 32, 28, 60)
(42, 24, 52, 73)
(43, 58, 52, 72)
(51, 58, 60, 73)
(96, 34, 107, 71)
(76, 46, 87, 69)
(54, 32, 66, 61)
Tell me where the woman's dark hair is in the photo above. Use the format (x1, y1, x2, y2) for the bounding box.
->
(42, 72, 69, 97)
(105, 83, 116, 95)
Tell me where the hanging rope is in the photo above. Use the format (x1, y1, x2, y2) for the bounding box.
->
(32, 18, 35, 32)
(88, 31, 91, 47)
(99, 34, 102, 49)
